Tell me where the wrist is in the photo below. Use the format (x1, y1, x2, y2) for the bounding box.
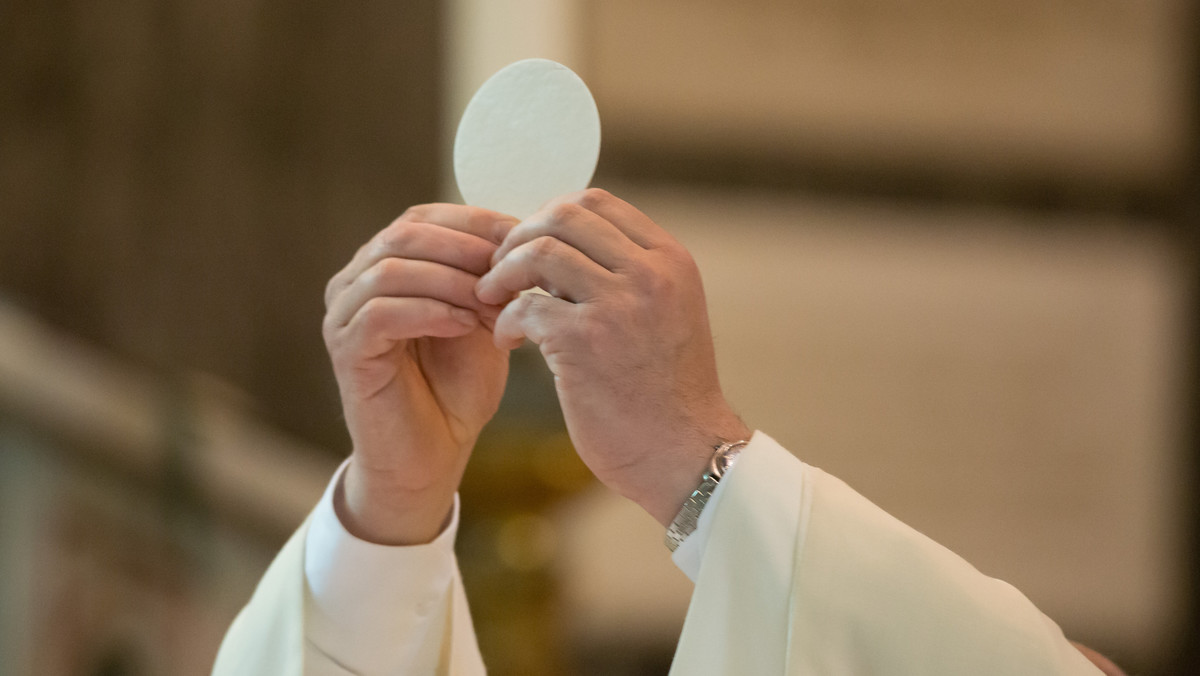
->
(664, 439, 748, 551)
(626, 415, 752, 527)
(336, 458, 457, 545)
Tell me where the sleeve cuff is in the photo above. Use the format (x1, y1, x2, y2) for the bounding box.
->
(671, 431, 775, 582)
(303, 459, 461, 673)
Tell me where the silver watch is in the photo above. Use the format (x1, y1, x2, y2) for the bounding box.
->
(664, 440, 749, 552)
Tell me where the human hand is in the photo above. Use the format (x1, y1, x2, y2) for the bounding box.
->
(476, 189, 751, 527)
(322, 204, 516, 544)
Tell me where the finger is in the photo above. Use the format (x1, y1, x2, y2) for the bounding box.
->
(476, 236, 613, 305)
(401, 203, 519, 245)
(341, 297, 479, 360)
(327, 219, 501, 308)
(326, 207, 518, 308)
(493, 291, 576, 350)
(541, 188, 672, 250)
(328, 257, 497, 329)
(491, 202, 644, 271)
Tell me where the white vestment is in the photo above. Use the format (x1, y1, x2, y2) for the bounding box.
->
(212, 432, 1102, 675)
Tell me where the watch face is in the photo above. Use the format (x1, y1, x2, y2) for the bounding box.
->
(712, 443, 746, 478)
(711, 454, 730, 478)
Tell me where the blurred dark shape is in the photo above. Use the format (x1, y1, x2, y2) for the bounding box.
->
(461, 346, 596, 675)
(87, 644, 143, 676)
(0, 0, 444, 453)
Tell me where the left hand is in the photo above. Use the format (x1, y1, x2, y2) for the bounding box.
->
(321, 204, 516, 544)
(476, 188, 751, 526)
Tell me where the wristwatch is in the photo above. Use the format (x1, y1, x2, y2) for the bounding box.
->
(664, 439, 749, 552)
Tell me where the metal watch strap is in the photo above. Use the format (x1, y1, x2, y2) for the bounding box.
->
(664, 440, 749, 552)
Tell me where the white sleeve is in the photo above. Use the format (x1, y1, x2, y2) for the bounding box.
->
(670, 431, 1103, 676)
(302, 461, 485, 676)
(669, 465, 730, 582)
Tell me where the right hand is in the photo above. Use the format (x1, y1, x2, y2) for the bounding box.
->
(476, 189, 749, 527)
(322, 204, 517, 545)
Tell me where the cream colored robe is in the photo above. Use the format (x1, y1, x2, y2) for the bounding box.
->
(213, 434, 1101, 675)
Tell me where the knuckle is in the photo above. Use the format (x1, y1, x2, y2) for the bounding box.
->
(399, 204, 426, 223)
(376, 256, 407, 280)
(365, 259, 407, 295)
(468, 206, 498, 232)
(577, 187, 613, 211)
(358, 297, 388, 331)
(511, 293, 548, 328)
(377, 221, 418, 254)
(528, 235, 560, 261)
(653, 262, 687, 295)
(664, 240, 695, 266)
(323, 275, 341, 308)
(550, 201, 583, 223)
(511, 291, 538, 316)
(359, 261, 386, 290)
(627, 262, 675, 302)
(323, 316, 356, 357)
(647, 273, 677, 299)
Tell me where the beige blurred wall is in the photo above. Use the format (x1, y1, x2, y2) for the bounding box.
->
(586, 0, 1191, 188)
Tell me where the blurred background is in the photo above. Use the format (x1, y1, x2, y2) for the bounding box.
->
(1, 0, 1197, 674)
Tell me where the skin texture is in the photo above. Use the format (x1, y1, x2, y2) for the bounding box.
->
(321, 190, 1124, 672)
(477, 188, 751, 526)
(322, 203, 516, 545)
(323, 190, 749, 541)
